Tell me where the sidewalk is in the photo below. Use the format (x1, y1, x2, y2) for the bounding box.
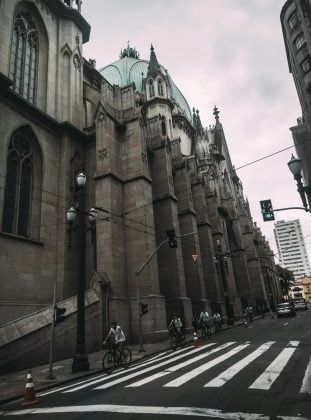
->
(0, 337, 176, 406)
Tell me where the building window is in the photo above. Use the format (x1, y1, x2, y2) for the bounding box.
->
(161, 118, 167, 136)
(288, 11, 299, 31)
(158, 78, 164, 96)
(301, 56, 311, 74)
(295, 33, 306, 51)
(2, 129, 42, 238)
(9, 12, 39, 103)
(148, 80, 155, 98)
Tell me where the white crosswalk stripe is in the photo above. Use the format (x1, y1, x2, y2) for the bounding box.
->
(163, 343, 250, 387)
(126, 342, 235, 388)
(249, 340, 299, 390)
(93, 342, 235, 390)
(38, 340, 310, 396)
(204, 341, 275, 388)
(300, 355, 311, 394)
(66, 342, 220, 392)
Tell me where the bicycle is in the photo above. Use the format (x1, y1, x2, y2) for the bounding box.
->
(214, 319, 222, 335)
(102, 344, 132, 374)
(169, 325, 185, 350)
(201, 320, 211, 340)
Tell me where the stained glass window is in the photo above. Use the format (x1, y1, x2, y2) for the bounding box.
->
(2, 133, 34, 237)
(9, 12, 38, 103)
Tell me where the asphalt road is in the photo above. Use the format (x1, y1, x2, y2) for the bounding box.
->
(1, 310, 311, 419)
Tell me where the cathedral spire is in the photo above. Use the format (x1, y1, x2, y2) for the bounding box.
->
(147, 44, 162, 78)
(213, 105, 220, 125)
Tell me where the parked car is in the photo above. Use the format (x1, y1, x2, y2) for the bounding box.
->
(276, 302, 296, 318)
(293, 299, 308, 311)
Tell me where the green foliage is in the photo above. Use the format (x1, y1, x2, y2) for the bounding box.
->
(276, 264, 295, 297)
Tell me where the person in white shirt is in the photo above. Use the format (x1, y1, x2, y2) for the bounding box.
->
(199, 308, 210, 325)
(104, 321, 126, 348)
(169, 313, 182, 330)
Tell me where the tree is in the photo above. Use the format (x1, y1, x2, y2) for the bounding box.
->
(276, 265, 295, 300)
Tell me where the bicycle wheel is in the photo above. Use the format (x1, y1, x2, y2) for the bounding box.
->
(103, 351, 115, 374)
(170, 333, 177, 350)
(202, 325, 206, 340)
(120, 347, 132, 369)
(207, 324, 212, 339)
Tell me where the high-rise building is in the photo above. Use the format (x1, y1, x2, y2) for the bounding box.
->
(274, 219, 310, 280)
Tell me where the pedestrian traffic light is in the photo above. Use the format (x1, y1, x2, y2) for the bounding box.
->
(54, 305, 66, 324)
(166, 229, 177, 248)
(260, 199, 275, 222)
(139, 302, 148, 317)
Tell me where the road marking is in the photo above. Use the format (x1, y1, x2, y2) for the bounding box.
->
(68, 343, 221, 393)
(0, 404, 272, 419)
(93, 343, 224, 390)
(126, 342, 234, 388)
(283, 323, 289, 326)
(40, 347, 191, 396)
(3, 405, 306, 419)
(300, 355, 311, 394)
(249, 340, 299, 390)
(204, 341, 275, 388)
(164, 344, 249, 387)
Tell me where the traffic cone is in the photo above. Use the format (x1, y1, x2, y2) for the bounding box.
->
(193, 331, 200, 347)
(21, 370, 39, 406)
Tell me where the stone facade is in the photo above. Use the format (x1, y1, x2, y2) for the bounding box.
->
(0, 0, 280, 350)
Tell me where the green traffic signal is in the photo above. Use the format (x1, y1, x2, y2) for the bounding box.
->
(166, 229, 177, 248)
(260, 199, 275, 222)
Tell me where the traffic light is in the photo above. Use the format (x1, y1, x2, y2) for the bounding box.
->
(260, 199, 275, 222)
(139, 302, 148, 317)
(166, 229, 177, 248)
(54, 305, 66, 324)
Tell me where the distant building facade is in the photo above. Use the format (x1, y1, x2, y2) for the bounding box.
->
(274, 219, 310, 280)
(0, 0, 280, 347)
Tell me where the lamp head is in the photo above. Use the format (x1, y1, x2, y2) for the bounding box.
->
(287, 154, 302, 177)
(66, 206, 76, 223)
(88, 208, 98, 223)
(76, 172, 86, 186)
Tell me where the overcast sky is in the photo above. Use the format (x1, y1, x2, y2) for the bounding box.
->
(81, 0, 311, 268)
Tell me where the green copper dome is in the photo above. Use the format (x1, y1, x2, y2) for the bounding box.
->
(99, 47, 192, 121)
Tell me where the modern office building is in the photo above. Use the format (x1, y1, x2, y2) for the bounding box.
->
(274, 219, 310, 280)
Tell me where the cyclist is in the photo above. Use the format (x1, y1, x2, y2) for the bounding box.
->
(246, 305, 253, 322)
(103, 321, 126, 349)
(169, 313, 183, 344)
(169, 313, 183, 333)
(199, 308, 210, 339)
(213, 312, 222, 333)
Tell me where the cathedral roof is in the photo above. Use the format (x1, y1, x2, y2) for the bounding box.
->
(99, 46, 192, 121)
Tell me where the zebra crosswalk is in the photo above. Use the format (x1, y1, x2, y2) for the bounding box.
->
(38, 340, 311, 396)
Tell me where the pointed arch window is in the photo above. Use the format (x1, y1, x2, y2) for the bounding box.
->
(158, 78, 164, 96)
(148, 80, 155, 98)
(2, 130, 42, 238)
(9, 12, 39, 104)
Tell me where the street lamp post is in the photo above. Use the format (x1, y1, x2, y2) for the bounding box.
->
(66, 173, 97, 373)
(288, 154, 311, 211)
(215, 240, 233, 325)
